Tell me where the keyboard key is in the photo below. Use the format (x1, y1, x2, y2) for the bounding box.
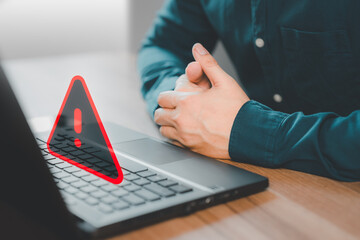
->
(170, 185, 193, 194)
(69, 157, 84, 165)
(137, 170, 156, 178)
(48, 159, 64, 165)
(77, 154, 95, 160)
(51, 143, 68, 149)
(95, 161, 111, 168)
(112, 200, 129, 210)
(158, 179, 178, 187)
(64, 166, 81, 173)
(50, 150, 67, 156)
(49, 168, 62, 174)
(69, 150, 86, 157)
(57, 181, 69, 190)
(101, 184, 118, 192)
(80, 185, 98, 193)
(91, 179, 108, 187)
(90, 190, 108, 199)
(91, 151, 109, 160)
(71, 180, 88, 188)
(56, 162, 73, 169)
(53, 171, 71, 179)
(147, 175, 167, 182)
(111, 188, 129, 197)
(104, 165, 116, 172)
(81, 162, 93, 168)
(118, 179, 131, 186)
(124, 184, 141, 192)
(62, 146, 77, 152)
(134, 189, 160, 201)
(97, 203, 113, 214)
(133, 178, 150, 186)
(81, 175, 99, 182)
(64, 186, 78, 194)
(62, 176, 80, 184)
(85, 197, 99, 206)
(122, 193, 145, 205)
(124, 174, 140, 181)
(72, 171, 90, 178)
(43, 154, 56, 160)
(101, 195, 118, 204)
(82, 147, 100, 154)
(86, 158, 102, 164)
(74, 192, 88, 200)
(144, 183, 175, 197)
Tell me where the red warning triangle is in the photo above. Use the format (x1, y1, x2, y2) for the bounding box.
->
(47, 76, 123, 184)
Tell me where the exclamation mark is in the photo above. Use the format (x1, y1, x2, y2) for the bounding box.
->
(74, 108, 82, 147)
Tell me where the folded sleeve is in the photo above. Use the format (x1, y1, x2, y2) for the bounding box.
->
(137, 0, 218, 116)
(229, 100, 360, 181)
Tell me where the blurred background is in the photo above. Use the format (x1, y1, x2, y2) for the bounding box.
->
(0, 0, 235, 136)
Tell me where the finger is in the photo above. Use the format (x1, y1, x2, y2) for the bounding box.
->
(159, 126, 179, 141)
(185, 62, 203, 83)
(157, 91, 179, 109)
(154, 108, 176, 127)
(192, 43, 231, 87)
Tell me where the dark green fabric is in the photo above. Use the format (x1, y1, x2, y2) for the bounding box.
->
(137, 0, 360, 181)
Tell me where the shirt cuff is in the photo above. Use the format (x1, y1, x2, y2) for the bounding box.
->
(229, 100, 288, 167)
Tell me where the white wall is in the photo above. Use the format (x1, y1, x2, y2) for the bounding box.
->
(0, 0, 237, 78)
(0, 0, 129, 59)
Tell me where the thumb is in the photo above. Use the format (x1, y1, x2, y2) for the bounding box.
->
(185, 61, 211, 89)
(192, 43, 231, 87)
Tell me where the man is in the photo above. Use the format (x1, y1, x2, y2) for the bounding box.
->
(137, 0, 360, 181)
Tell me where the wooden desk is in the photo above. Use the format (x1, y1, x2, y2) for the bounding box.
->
(4, 53, 360, 240)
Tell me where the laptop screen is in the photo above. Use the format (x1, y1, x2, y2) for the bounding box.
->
(0, 65, 81, 239)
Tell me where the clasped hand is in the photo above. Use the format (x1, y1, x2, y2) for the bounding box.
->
(154, 43, 249, 159)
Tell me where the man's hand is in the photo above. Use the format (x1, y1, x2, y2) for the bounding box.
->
(174, 61, 210, 92)
(154, 43, 250, 159)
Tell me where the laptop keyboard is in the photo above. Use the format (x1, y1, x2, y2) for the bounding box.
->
(36, 138, 193, 214)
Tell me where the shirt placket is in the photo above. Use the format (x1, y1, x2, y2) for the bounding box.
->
(251, 0, 282, 105)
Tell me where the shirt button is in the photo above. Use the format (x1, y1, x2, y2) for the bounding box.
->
(255, 38, 265, 48)
(273, 94, 283, 103)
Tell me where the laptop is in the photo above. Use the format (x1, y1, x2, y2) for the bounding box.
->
(0, 64, 268, 239)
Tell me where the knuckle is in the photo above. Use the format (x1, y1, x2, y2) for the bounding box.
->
(173, 114, 182, 126)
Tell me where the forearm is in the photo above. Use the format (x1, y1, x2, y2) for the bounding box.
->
(137, 0, 217, 116)
(230, 100, 360, 181)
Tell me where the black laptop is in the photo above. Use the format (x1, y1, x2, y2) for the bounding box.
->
(0, 65, 268, 239)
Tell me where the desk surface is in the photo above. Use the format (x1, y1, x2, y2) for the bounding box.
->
(4, 52, 360, 240)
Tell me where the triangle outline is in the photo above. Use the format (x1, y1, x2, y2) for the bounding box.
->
(47, 75, 124, 184)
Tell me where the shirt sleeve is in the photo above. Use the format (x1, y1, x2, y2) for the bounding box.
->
(229, 100, 360, 181)
(137, 0, 218, 116)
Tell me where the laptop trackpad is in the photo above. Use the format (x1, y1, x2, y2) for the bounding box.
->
(113, 138, 196, 165)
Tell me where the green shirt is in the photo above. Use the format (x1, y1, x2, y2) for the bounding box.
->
(137, 0, 360, 181)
